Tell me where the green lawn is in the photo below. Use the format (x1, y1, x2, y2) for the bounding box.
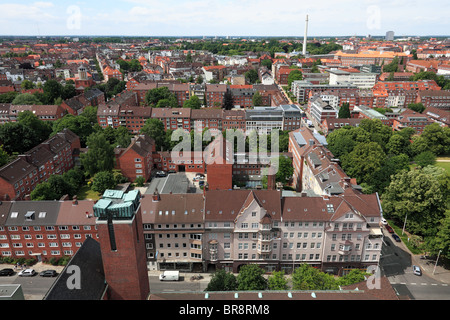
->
(76, 185, 101, 201)
(435, 161, 450, 174)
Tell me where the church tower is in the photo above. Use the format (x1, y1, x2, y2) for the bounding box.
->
(93, 189, 150, 300)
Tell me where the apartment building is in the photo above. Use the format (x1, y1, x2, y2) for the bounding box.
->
(291, 80, 357, 103)
(0, 199, 97, 261)
(416, 90, 450, 109)
(392, 109, 434, 134)
(245, 105, 302, 135)
(328, 69, 377, 89)
(116, 134, 155, 182)
(0, 129, 80, 201)
(141, 192, 205, 272)
(308, 96, 338, 125)
(203, 189, 382, 275)
(0, 187, 383, 276)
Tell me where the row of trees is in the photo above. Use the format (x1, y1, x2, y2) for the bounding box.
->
(206, 264, 369, 291)
(326, 119, 450, 258)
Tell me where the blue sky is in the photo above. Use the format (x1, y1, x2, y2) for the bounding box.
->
(0, 0, 448, 37)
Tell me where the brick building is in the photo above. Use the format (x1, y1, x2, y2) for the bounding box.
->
(116, 134, 155, 182)
(0, 129, 80, 201)
(93, 189, 150, 300)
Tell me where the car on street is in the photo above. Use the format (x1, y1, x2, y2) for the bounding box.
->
(39, 270, 58, 277)
(155, 171, 167, 177)
(385, 225, 394, 233)
(391, 234, 401, 242)
(0, 268, 15, 276)
(412, 265, 422, 276)
(18, 269, 36, 277)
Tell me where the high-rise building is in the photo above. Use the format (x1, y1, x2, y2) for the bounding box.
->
(385, 31, 394, 41)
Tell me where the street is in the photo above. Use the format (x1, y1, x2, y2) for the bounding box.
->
(379, 232, 450, 300)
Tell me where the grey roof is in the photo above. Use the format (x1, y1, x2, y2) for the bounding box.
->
(5, 201, 61, 226)
(44, 237, 106, 300)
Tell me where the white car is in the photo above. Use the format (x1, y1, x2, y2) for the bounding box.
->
(18, 269, 36, 277)
(381, 218, 387, 225)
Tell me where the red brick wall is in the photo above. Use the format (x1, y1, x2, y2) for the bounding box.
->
(207, 162, 233, 190)
(97, 208, 149, 300)
(118, 149, 152, 182)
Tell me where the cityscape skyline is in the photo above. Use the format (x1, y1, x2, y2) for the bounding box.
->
(0, 0, 449, 38)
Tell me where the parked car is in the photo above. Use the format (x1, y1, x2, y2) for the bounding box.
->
(412, 265, 422, 276)
(18, 269, 36, 277)
(391, 234, 401, 242)
(195, 173, 205, 178)
(0, 268, 15, 276)
(199, 180, 205, 186)
(155, 171, 167, 177)
(381, 218, 387, 225)
(385, 225, 394, 233)
(39, 270, 58, 277)
(167, 170, 176, 174)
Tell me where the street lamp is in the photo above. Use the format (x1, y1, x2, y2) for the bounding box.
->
(433, 250, 442, 275)
(402, 213, 408, 235)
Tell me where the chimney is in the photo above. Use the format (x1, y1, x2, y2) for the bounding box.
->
(303, 14, 309, 56)
(152, 188, 160, 202)
(72, 195, 78, 205)
(309, 139, 314, 146)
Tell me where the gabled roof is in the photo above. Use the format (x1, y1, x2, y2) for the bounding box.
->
(44, 237, 106, 300)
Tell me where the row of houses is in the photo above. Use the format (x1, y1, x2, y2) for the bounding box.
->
(0, 186, 383, 276)
(0, 129, 80, 201)
(97, 91, 302, 135)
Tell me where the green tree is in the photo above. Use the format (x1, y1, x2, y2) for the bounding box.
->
(386, 133, 411, 157)
(0, 91, 19, 103)
(336, 269, 369, 287)
(252, 91, 263, 106)
(205, 269, 237, 291)
(0, 121, 47, 154)
(292, 264, 338, 290)
(407, 103, 425, 113)
(140, 118, 167, 151)
(223, 90, 233, 110)
(414, 151, 436, 167)
(244, 69, 259, 84)
(341, 142, 386, 184)
(0, 145, 9, 167)
(358, 119, 392, 151)
(417, 123, 450, 156)
(52, 114, 98, 147)
(43, 79, 62, 104)
(267, 270, 289, 290)
(30, 182, 60, 201)
(236, 264, 267, 291)
(382, 168, 447, 237)
(287, 69, 303, 89)
(145, 86, 178, 107)
(80, 132, 115, 177)
(135, 176, 145, 186)
(275, 155, 294, 183)
(326, 126, 370, 159)
(338, 102, 351, 118)
(11, 93, 42, 105)
(18, 110, 52, 143)
(91, 171, 117, 193)
(20, 80, 35, 90)
(183, 95, 202, 109)
(61, 83, 77, 100)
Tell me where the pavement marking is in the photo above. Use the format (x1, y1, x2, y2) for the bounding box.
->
(431, 283, 438, 286)
(421, 283, 427, 285)
(410, 283, 416, 285)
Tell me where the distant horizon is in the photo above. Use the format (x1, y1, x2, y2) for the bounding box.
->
(1, 34, 449, 39)
(0, 1, 448, 38)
